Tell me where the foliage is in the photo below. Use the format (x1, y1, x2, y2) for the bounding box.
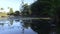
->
(7, 8, 15, 15)
(30, 0, 60, 17)
(31, 0, 50, 17)
(14, 11, 20, 16)
(7, 8, 20, 16)
(21, 3, 31, 17)
(30, 0, 60, 34)
(9, 8, 14, 14)
(0, 8, 4, 10)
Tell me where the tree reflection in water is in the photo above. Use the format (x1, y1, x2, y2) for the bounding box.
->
(22, 20, 31, 29)
(1, 19, 56, 34)
(20, 17, 57, 34)
(9, 19, 13, 25)
(22, 19, 54, 34)
(0, 23, 4, 26)
(30, 19, 51, 34)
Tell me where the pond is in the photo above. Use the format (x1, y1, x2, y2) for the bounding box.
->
(0, 17, 37, 34)
(0, 17, 57, 34)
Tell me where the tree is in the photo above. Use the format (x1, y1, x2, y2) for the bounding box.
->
(30, 0, 51, 17)
(9, 8, 14, 15)
(1, 8, 4, 10)
(9, 8, 14, 13)
(30, 0, 60, 34)
(30, 0, 58, 34)
(21, 3, 31, 17)
(14, 11, 20, 16)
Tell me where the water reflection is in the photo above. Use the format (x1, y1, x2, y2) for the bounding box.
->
(9, 19, 13, 25)
(30, 19, 50, 34)
(0, 17, 57, 34)
(0, 17, 37, 34)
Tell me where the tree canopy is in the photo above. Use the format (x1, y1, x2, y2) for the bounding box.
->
(21, 3, 31, 17)
(30, 0, 60, 34)
(9, 8, 14, 14)
(30, 0, 60, 17)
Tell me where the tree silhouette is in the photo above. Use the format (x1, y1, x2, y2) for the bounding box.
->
(21, 3, 31, 17)
(8, 8, 14, 15)
(1, 8, 4, 10)
(14, 11, 20, 16)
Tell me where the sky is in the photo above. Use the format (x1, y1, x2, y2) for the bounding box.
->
(0, 0, 36, 12)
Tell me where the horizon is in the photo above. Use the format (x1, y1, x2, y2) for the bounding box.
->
(0, 0, 36, 13)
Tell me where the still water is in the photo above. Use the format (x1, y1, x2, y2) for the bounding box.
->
(0, 17, 37, 34)
(0, 17, 57, 34)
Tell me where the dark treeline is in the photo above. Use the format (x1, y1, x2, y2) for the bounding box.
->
(7, 11, 21, 16)
(30, 0, 60, 34)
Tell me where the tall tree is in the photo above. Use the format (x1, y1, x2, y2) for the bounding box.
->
(9, 8, 14, 15)
(9, 8, 14, 14)
(30, 0, 51, 17)
(30, 0, 60, 34)
(21, 3, 31, 17)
